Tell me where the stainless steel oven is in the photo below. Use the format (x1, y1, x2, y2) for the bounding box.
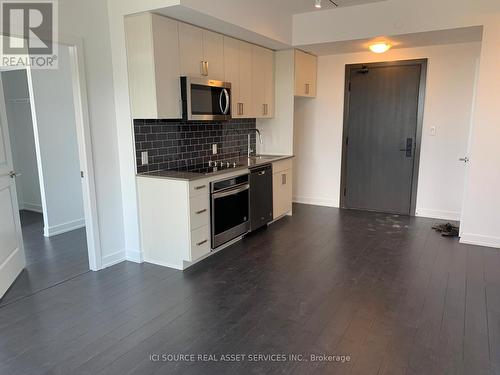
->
(211, 174, 250, 249)
(180, 77, 231, 121)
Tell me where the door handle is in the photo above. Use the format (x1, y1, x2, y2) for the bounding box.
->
(399, 138, 413, 157)
(459, 157, 469, 163)
(4, 171, 21, 178)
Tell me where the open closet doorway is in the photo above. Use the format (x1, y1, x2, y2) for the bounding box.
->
(0, 40, 101, 304)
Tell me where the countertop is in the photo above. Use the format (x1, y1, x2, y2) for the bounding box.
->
(137, 155, 294, 181)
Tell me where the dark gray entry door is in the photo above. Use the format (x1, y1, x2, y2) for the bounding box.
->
(343, 62, 424, 215)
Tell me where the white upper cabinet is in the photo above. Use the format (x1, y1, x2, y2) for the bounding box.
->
(294, 49, 317, 98)
(125, 13, 275, 120)
(179, 23, 224, 81)
(224, 37, 253, 118)
(252, 45, 274, 118)
(178, 23, 204, 78)
(125, 13, 181, 119)
(239, 42, 253, 117)
(203, 30, 224, 80)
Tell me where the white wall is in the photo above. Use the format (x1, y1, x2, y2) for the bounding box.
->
(293, 42, 481, 220)
(56, 0, 126, 264)
(29, 45, 85, 236)
(2, 70, 42, 212)
(106, 0, 181, 264)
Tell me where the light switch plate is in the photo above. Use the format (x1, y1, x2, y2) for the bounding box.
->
(141, 151, 148, 165)
(430, 126, 437, 136)
(212, 144, 217, 155)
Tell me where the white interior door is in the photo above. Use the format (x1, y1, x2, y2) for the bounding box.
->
(0, 75, 25, 299)
(459, 57, 480, 235)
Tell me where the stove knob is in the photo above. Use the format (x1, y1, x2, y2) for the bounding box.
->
(226, 162, 230, 168)
(233, 162, 237, 168)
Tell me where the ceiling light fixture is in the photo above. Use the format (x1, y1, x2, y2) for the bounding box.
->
(315, 0, 322, 8)
(369, 42, 392, 53)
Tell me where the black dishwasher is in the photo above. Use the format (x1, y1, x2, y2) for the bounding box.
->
(249, 164, 273, 232)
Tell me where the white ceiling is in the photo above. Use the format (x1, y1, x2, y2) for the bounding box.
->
(278, 0, 387, 14)
(298, 26, 484, 55)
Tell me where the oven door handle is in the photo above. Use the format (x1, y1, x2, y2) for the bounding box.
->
(212, 184, 249, 199)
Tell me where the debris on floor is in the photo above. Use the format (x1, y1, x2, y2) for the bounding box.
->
(432, 222, 460, 237)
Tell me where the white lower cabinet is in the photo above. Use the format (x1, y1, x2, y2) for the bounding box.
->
(272, 158, 293, 220)
(137, 176, 211, 269)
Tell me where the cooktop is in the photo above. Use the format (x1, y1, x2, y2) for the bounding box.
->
(174, 160, 243, 175)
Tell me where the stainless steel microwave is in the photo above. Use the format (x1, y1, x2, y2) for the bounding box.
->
(180, 77, 231, 121)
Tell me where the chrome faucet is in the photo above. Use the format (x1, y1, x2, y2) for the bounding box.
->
(247, 129, 263, 158)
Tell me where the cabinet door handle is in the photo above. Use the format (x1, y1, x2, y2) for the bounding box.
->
(194, 184, 206, 190)
(200, 61, 208, 76)
(282, 173, 286, 185)
(195, 209, 207, 215)
(196, 239, 208, 246)
(241, 102, 244, 116)
(305, 83, 310, 95)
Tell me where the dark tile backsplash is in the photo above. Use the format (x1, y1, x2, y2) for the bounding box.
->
(134, 118, 257, 173)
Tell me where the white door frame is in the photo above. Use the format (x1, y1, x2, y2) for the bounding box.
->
(1, 34, 102, 271)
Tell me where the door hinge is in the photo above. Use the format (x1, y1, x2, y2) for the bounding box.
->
(348, 81, 351, 91)
(80, 171, 84, 178)
(345, 137, 349, 146)
(343, 187, 347, 196)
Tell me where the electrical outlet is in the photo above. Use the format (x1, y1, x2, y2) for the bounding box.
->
(212, 144, 217, 155)
(141, 151, 148, 165)
(430, 126, 437, 136)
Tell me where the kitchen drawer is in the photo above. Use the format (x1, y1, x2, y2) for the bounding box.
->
(190, 195, 209, 230)
(190, 225, 210, 261)
(272, 158, 293, 174)
(189, 179, 209, 197)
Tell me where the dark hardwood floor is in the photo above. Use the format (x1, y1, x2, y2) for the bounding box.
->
(0, 210, 89, 306)
(1, 204, 499, 375)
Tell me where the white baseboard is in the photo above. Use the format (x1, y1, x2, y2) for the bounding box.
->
(293, 196, 338, 208)
(460, 233, 500, 249)
(22, 202, 43, 213)
(126, 249, 143, 263)
(43, 218, 85, 237)
(415, 208, 461, 221)
(144, 257, 183, 270)
(102, 249, 126, 269)
(18, 202, 43, 213)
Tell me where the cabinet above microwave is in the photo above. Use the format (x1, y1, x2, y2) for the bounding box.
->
(124, 13, 275, 120)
